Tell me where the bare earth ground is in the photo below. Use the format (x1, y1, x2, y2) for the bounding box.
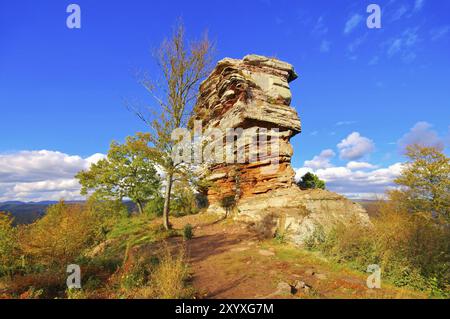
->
(169, 213, 427, 299)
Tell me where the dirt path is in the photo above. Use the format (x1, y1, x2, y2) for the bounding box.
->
(171, 214, 427, 299)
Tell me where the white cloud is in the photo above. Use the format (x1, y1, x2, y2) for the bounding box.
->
(304, 149, 335, 170)
(294, 162, 404, 199)
(12, 179, 80, 193)
(86, 153, 107, 165)
(337, 132, 375, 160)
(397, 122, 445, 151)
(344, 14, 363, 34)
(295, 167, 314, 182)
(0, 150, 105, 202)
(346, 161, 377, 170)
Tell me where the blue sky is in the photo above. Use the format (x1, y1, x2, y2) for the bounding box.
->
(0, 0, 449, 201)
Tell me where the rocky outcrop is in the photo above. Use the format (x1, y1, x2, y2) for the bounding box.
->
(193, 54, 369, 245)
(238, 188, 369, 244)
(192, 54, 301, 204)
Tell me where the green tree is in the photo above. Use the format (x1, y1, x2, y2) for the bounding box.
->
(170, 179, 199, 217)
(297, 172, 326, 190)
(130, 21, 214, 229)
(391, 144, 450, 222)
(76, 133, 161, 214)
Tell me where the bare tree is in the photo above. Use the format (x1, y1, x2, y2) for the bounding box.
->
(131, 21, 214, 229)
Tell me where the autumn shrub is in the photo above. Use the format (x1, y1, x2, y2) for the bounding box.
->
(314, 219, 377, 269)
(1, 270, 66, 298)
(19, 287, 44, 299)
(20, 202, 101, 267)
(307, 202, 450, 295)
(306, 145, 450, 295)
(0, 212, 21, 276)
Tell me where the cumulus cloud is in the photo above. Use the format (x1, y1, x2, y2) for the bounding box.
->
(397, 122, 445, 152)
(344, 14, 363, 34)
(346, 161, 377, 170)
(0, 150, 105, 202)
(295, 162, 404, 199)
(337, 132, 375, 160)
(304, 149, 335, 170)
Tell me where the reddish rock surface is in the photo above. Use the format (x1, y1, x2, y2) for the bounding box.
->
(192, 54, 301, 205)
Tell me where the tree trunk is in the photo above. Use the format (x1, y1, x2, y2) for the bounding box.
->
(136, 200, 144, 215)
(163, 173, 173, 230)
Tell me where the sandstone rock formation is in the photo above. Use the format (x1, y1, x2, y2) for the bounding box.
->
(193, 54, 369, 245)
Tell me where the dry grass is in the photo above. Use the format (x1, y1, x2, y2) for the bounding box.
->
(306, 201, 450, 296)
(149, 246, 192, 298)
(123, 244, 193, 299)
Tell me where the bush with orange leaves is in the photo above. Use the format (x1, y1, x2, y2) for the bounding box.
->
(307, 199, 449, 295)
(19, 202, 94, 267)
(306, 145, 450, 296)
(0, 212, 20, 276)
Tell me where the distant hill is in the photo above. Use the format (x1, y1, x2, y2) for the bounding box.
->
(0, 201, 137, 225)
(0, 201, 58, 225)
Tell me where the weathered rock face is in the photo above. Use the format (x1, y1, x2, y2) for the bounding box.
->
(238, 188, 369, 244)
(193, 54, 369, 245)
(192, 54, 301, 204)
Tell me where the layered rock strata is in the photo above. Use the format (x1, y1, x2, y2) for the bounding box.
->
(192, 54, 369, 245)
